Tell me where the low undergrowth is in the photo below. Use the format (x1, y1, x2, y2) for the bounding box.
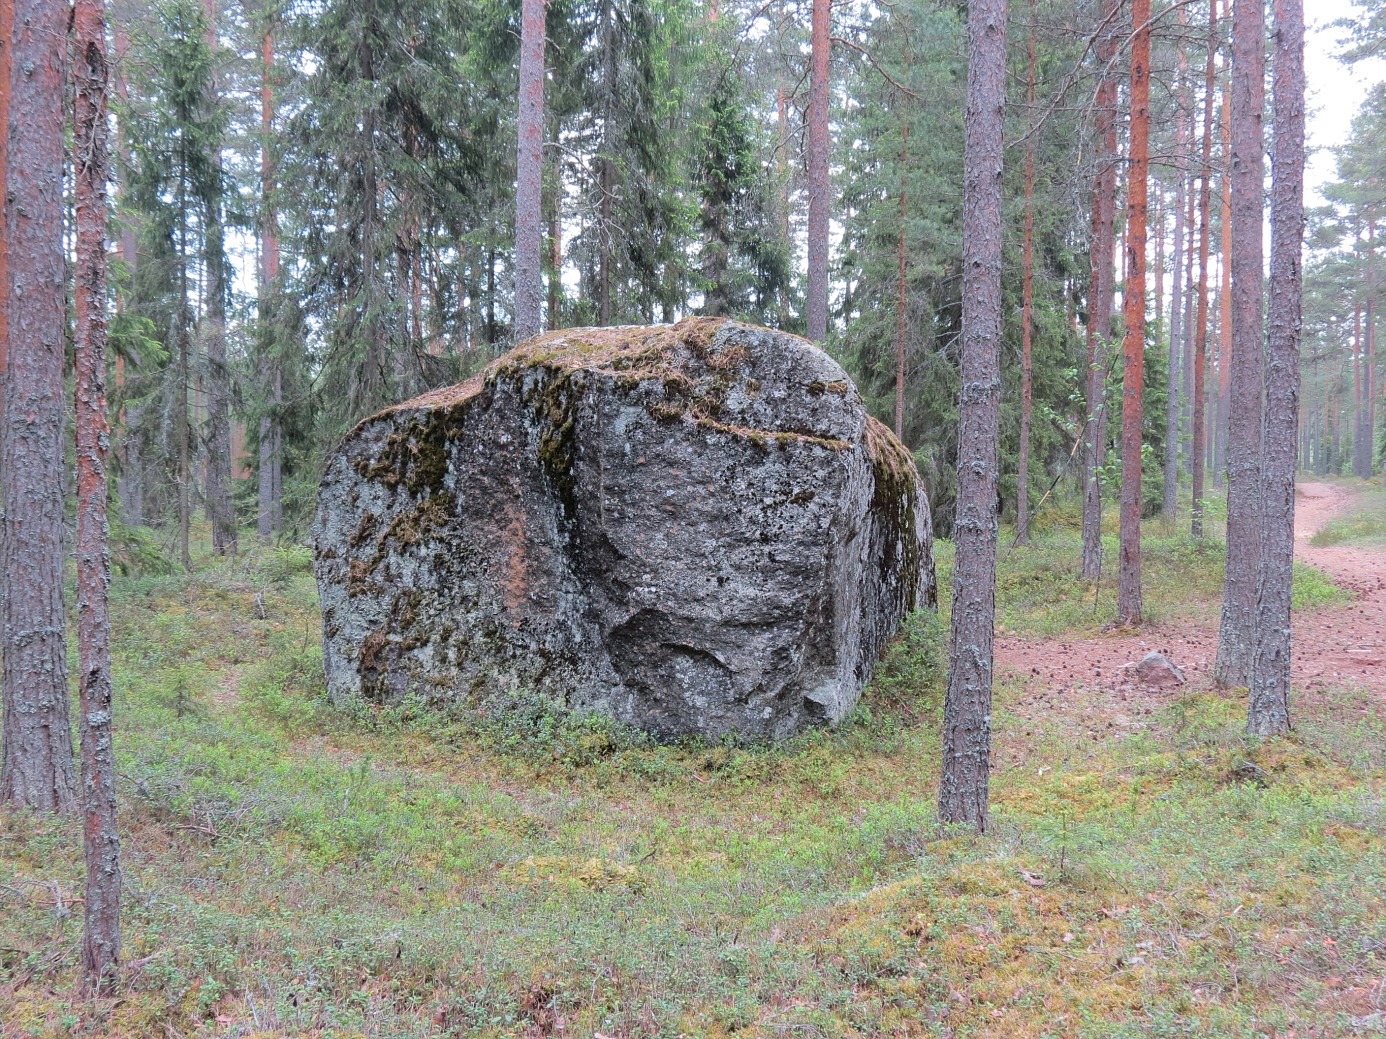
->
(1, 528, 1381, 1038)
(957, 507, 1350, 638)
(1311, 484, 1386, 547)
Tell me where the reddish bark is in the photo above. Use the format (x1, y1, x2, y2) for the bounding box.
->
(1215, 0, 1267, 688)
(0, 0, 78, 811)
(1018, 20, 1036, 546)
(514, 0, 547, 342)
(73, 0, 122, 989)
(1191, 0, 1217, 539)
(1117, 0, 1152, 626)
(806, 0, 830, 343)
(1249, 0, 1303, 734)
(940, 0, 1006, 831)
(1081, 0, 1120, 581)
(1165, 23, 1190, 520)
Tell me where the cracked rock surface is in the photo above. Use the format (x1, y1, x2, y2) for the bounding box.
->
(313, 318, 935, 740)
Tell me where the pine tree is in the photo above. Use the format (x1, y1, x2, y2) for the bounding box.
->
(1215, 0, 1267, 686)
(1117, 0, 1152, 627)
(1, 0, 78, 811)
(1192, 0, 1219, 539)
(515, 0, 548, 341)
(1081, 0, 1119, 582)
(805, 0, 830, 342)
(1249, 0, 1304, 736)
(940, 0, 1006, 831)
(73, 0, 122, 988)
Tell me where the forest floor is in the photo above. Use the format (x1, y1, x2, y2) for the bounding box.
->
(995, 480, 1386, 748)
(1, 479, 1384, 1039)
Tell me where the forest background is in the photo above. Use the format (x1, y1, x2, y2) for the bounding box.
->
(93, 0, 1386, 558)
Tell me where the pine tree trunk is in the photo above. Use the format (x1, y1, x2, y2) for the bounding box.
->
(514, 0, 547, 342)
(1215, 0, 1267, 688)
(0, 0, 77, 812)
(1182, 152, 1198, 478)
(1117, 0, 1152, 626)
(806, 0, 831, 343)
(204, 238, 234, 554)
(1164, 33, 1190, 520)
(597, 0, 615, 326)
(1215, 74, 1233, 490)
(1081, 0, 1120, 581)
(1355, 301, 1366, 477)
(202, 0, 235, 555)
(894, 125, 908, 440)
(940, 0, 1006, 832)
(1249, 0, 1303, 736)
(0, 0, 8, 484)
(546, 121, 563, 329)
(1192, 27, 1211, 538)
(177, 121, 194, 572)
(73, 0, 122, 988)
(1017, 21, 1036, 546)
(257, 15, 280, 545)
(1367, 229, 1378, 475)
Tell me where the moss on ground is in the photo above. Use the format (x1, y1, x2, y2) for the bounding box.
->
(1, 524, 1380, 1038)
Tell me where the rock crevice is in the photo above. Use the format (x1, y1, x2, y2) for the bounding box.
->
(314, 319, 935, 740)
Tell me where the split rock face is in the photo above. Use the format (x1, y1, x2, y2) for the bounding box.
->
(313, 318, 935, 741)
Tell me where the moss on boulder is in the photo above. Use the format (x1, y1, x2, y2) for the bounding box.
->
(313, 319, 935, 740)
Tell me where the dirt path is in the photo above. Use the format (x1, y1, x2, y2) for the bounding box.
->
(996, 481, 1385, 726)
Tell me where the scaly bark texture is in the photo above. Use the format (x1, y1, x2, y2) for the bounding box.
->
(1215, 72, 1232, 486)
(1216, 0, 1266, 687)
(0, 0, 9, 440)
(1081, 0, 1119, 581)
(1249, 0, 1303, 736)
(805, 0, 830, 343)
(1164, 26, 1189, 520)
(1117, 0, 1152, 627)
(1017, 19, 1036, 546)
(940, 0, 1006, 832)
(1, 0, 78, 812)
(1192, 0, 1216, 539)
(514, 0, 547, 342)
(73, 0, 122, 989)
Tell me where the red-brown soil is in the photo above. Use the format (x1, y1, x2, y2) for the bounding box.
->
(996, 482, 1385, 729)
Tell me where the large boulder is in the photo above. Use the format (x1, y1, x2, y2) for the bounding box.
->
(313, 318, 934, 741)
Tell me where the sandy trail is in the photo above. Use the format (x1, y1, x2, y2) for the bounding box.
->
(995, 481, 1385, 725)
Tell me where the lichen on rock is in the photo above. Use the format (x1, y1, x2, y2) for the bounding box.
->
(313, 318, 936, 741)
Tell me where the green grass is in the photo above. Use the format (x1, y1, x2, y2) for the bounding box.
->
(1311, 485, 1386, 547)
(934, 511, 1349, 637)
(1, 528, 1381, 1038)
